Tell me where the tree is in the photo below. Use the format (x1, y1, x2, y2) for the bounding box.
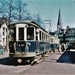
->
(0, 0, 5, 14)
(33, 13, 44, 28)
(13, 0, 29, 21)
(0, 0, 44, 26)
(0, 0, 31, 23)
(7, 0, 14, 23)
(0, 0, 15, 24)
(24, 10, 32, 20)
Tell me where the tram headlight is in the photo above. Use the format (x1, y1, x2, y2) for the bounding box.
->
(17, 59, 22, 63)
(36, 28, 39, 33)
(25, 25, 28, 28)
(27, 43, 31, 46)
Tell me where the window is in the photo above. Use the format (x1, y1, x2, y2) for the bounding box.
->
(39, 31, 42, 40)
(3, 38, 5, 42)
(3, 32, 5, 36)
(27, 28, 34, 40)
(19, 28, 24, 40)
(9, 28, 16, 41)
(42, 33, 44, 41)
(3, 27, 5, 36)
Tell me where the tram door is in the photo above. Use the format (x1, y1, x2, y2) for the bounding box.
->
(17, 27, 25, 52)
(15, 24, 26, 52)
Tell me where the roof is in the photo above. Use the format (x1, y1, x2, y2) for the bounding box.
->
(0, 17, 7, 28)
(8, 20, 48, 33)
(8, 20, 59, 39)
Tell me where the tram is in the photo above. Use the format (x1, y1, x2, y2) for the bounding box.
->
(8, 20, 59, 64)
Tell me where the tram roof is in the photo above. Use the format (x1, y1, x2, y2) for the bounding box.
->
(8, 20, 48, 33)
(8, 20, 59, 38)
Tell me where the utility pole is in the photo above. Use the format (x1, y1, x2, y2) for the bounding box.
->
(43, 20, 52, 33)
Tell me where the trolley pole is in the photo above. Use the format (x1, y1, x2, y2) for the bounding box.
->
(43, 20, 52, 33)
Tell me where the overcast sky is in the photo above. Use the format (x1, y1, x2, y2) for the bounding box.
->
(24, 0, 75, 31)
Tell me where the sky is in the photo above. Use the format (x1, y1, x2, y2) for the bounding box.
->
(24, 0, 75, 32)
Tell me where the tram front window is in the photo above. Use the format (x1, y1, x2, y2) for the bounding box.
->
(9, 28, 16, 41)
(19, 28, 24, 40)
(27, 28, 34, 40)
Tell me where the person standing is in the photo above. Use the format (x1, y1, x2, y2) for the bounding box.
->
(63, 43, 66, 51)
(58, 44, 62, 54)
(61, 43, 64, 52)
(67, 43, 70, 51)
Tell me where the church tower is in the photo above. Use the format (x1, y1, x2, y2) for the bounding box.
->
(57, 8, 63, 32)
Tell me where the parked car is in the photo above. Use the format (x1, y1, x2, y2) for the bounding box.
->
(0, 46, 4, 54)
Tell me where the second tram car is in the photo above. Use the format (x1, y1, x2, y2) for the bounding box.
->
(8, 20, 59, 64)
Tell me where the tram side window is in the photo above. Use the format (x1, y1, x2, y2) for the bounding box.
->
(42, 32, 43, 41)
(9, 28, 16, 41)
(39, 31, 42, 41)
(42, 33, 45, 42)
(19, 28, 24, 40)
(27, 28, 34, 40)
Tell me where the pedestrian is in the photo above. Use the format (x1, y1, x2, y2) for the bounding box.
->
(63, 43, 66, 51)
(58, 44, 62, 54)
(67, 43, 70, 51)
(61, 43, 64, 52)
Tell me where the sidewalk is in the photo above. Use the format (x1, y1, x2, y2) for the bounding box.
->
(0, 51, 10, 64)
(0, 51, 9, 59)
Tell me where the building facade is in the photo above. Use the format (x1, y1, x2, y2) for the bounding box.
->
(58, 27, 75, 48)
(0, 18, 7, 49)
(56, 8, 75, 48)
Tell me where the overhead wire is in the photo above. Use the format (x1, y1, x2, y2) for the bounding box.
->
(29, 0, 48, 20)
(28, 0, 53, 31)
(37, 0, 50, 20)
(37, 0, 52, 32)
